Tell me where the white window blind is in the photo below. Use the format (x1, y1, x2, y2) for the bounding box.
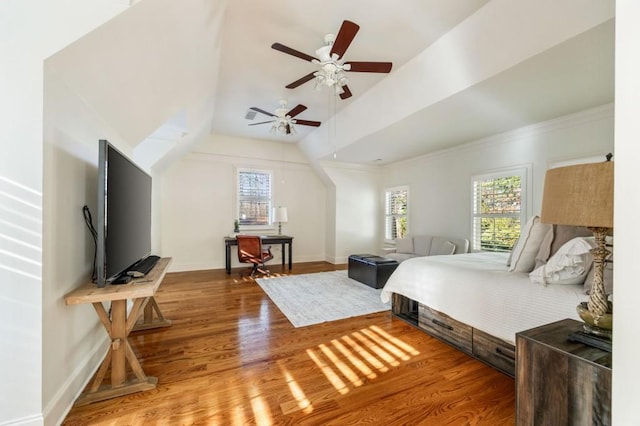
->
(471, 169, 526, 252)
(237, 169, 272, 227)
(385, 186, 408, 241)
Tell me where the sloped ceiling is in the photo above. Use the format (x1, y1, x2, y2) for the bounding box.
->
(46, 0, 615, 168)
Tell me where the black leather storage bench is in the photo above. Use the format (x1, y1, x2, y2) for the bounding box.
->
(348, 254, 399, 289)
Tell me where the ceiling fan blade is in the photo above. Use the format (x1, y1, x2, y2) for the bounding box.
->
(339, 85, 353, 100)
(287, 104, 307, 118)
(250, 107, 277, 117)
(248, 120, 275, 126)
(285, 72, 317, 89)
(330, 20, 360, 59)
(294, 119, 321, 127)
(271, 42, 317, 62)
(345, 61, 393, 73)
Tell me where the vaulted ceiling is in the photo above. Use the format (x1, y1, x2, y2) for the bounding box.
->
(47, 0, 615, 168)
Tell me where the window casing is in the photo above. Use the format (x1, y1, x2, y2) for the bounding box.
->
(237, 168, 273, 230)
(471, 167, 528, 252)
(385, 186, 408, 241)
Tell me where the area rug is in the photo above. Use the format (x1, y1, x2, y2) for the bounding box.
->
(254, 270, 391, 328)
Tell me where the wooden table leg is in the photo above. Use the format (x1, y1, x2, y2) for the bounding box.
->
(74, 298, 164, 406)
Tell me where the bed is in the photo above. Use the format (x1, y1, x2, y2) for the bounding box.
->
(380, 251, 590, 375)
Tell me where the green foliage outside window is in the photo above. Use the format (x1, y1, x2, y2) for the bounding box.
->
(474, 175, 522, 252)
(386, 188, 408, 240)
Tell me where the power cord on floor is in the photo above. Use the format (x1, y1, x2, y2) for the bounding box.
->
(83, 205, 98, 283)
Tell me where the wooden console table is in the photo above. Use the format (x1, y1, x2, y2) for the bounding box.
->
(224, 235, 293, 274)
(65, 257, 172, 406)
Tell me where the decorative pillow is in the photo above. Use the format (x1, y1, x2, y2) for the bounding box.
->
(395, 237, 414, 254)
(509, 216, 552, 273)
(435, 241, 456, 256)
(534, 227, 555, 269)
(549, 225, 593, 257)
(529, 237, 594, 285)
(506, 236, 519, 267)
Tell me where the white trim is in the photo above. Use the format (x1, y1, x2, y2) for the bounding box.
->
(385, 103, 614, 169)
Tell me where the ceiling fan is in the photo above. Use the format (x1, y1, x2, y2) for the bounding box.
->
(248, 100, 321, 135)
(271, 20, 392, 100)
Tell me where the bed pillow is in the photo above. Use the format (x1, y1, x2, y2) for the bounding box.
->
(395, 237, 414, 254)
(509, 216, 552, 273)
(534, 227, 554, 269)
(529, 237, 594, 285)
(550, 225, 593, 257)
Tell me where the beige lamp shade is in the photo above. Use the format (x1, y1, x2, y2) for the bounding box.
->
(540, 161, 613, 228)
(273, 206, 288, 223)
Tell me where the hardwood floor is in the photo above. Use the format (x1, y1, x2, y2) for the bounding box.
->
(62, 262, 515, 425)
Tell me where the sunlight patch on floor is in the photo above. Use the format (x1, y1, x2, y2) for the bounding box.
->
(306, 348, 350, 395)
(279, 364, 313, 414)
(279, 325, 423, 414)
(352, 330, 400, 367)
(319, 343, 363, 387)
(330, 338, 377, 379)
(248, 383, 273, 426)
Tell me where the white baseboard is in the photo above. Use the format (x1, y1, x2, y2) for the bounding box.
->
(43, 337, 109, 426)
(0, 414, 44, 426)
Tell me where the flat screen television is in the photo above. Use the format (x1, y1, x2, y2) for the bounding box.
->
(96, 139, 152, 287)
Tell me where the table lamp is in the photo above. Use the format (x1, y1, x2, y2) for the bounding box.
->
(273, 206, 288, 235)
(540, 155, 613, 342)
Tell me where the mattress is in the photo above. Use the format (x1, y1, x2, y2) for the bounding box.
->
(381, 252, 589, 344)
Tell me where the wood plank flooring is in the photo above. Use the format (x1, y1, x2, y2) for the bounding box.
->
(62, 262, 515, 425)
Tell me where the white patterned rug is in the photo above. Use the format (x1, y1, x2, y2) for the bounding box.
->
(254, 270, 391, 328)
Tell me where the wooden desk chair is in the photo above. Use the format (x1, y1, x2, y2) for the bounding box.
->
(236, 235, 273, 277)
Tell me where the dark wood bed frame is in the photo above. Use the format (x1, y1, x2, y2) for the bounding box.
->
(392, 293, 516, 377)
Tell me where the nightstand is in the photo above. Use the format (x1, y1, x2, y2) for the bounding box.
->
(516, 318, 611, 425)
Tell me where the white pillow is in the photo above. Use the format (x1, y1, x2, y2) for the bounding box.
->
(509, 216, 552, 273)
(395, 237, 414, 254)
(529, 237, 594, 285)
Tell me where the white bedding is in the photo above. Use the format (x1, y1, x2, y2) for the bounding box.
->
(381, 252, 589, 344)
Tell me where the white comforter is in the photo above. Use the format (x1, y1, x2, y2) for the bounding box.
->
(381, 252, 589, 344)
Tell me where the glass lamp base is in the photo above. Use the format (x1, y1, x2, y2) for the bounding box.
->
(576, 301, 612, 338)
(582, 323, 613, 339)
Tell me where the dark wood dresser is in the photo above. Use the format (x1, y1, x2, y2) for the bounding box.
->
(516, 318, 611, 425)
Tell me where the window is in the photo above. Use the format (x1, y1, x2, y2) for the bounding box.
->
(237, 168, 272, 228)
(385, 186, 408, 241)
(471, 168, 528, 252)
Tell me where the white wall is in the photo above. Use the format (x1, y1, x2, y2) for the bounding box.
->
(613, 0, 640, 421)
(161, 135, 327, 272)
(381, 104, 614, 243)
(321, 163, 380, 263)
(0, 1, 128, 424)
(39, 0, 227, 424)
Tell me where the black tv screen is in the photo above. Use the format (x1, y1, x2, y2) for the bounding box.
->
(96, 139, 152, 287)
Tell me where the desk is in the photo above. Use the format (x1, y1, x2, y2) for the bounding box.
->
(225, 235, 293, 274)
(65, 257, 172, 406)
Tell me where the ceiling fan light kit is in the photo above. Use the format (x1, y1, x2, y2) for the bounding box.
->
(248, 100, 320, 135)
(249, 20, 391, 136)
(271, 20, 392, 100)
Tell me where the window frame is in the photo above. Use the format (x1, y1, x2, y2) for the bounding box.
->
(384, 185, 409, 243)
(470, 165, 531, 252)
(236, 167, 275, 232)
